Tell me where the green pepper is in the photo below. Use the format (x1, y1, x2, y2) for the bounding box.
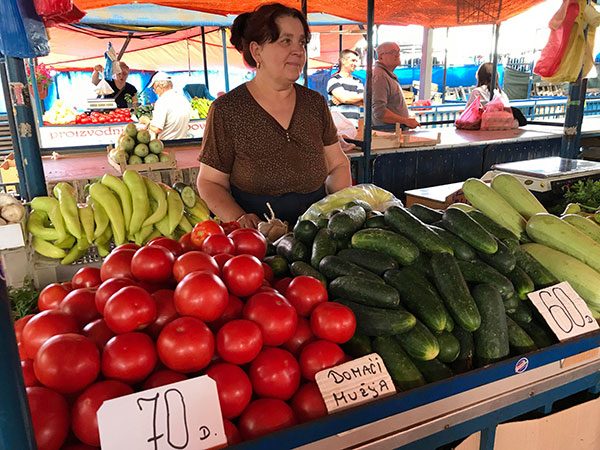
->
(144, 229, 162, 244)
(142, 178, 167, 228)
(135, 225, 154, 246)
(27, 210, 61, 241)
(53, 182, 82, 240)
(88, 196, 109, 239)
(122, 170, 149, 235)
(178, 215, 193, 233)
(54, 234, 76, 249)
(89, 182, 126, 245)
(165, 188, 184, 234)
(30, 196, 67, 241)
(61, 237, 89, 265)
(32, 236, 66, 259)
(78, 204, 95, 243)
(102, 174, 133, 233)
(154, 213, 171, 237)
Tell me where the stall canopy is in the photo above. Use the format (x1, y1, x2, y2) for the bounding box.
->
(73, 0, 545, 28)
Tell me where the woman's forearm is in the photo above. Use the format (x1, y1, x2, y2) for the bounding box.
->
(325, 159, 352, 194)
(197, 179, 246, 222)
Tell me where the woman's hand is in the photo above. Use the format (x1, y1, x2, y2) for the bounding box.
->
(237, 213, 261, 229)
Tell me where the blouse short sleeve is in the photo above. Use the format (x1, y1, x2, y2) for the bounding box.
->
(320, 95, 339, 147)
(199, 102, 234, 174)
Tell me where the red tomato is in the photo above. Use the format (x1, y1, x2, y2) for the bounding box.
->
(249, 347, 300, 400)
(174, 271, 228, 322)
(223, 419, 241, 445)
(113, 243, 140, 251)
(34, 334, 100, 394)
(148, 237, 184, 257)
(221, 221, 241, 235)
(14, 314, 34, 343)
(206, 362, 252, 419)
(131, 245, 174, 283)
(285, 276, 328, 317)
(243, 292, 298, 346)
(178, 232, 198, 252)
(61, 444, 98, 450)
(21, 359, 39, 386)
(238, 398, 296, 440)
(310, 302, 356, 344)
(59, 288, 99, 327)
(256, 286, 278, 294)
(103, 286, 157, 334)
(228, 228, 267, 260)
(22, 310, 80, 360)
(142, 370, 187, 390)
(71, 267, 102, 289)
(101, 332, 157, 383)
(157, 317, 214, 373)
(71, 380, 133, 446)
(94, 277, 137, 315)
(83, 318, 115, 350)
(273, 277, 293, 295)
(146, 289, 178, 338)
(27, 386, 70, 450)
(222, 255, 264, 297)
(38, 283, 70, 311)
(100, 249, 135, 281)
(172, 251, 219, 282)
(201, 234, 235, 256)
(191, 220, 224, 247)
(283, 317, 315, 355)
(262, 263, 274, 283)
(299, 340, 345, 381)
(291, 382, 327, 422)
(216, 319, 263, 364)
(210, 294, 243, 331)
(213, 253, 233, 270)
(61, 282, 73, 291)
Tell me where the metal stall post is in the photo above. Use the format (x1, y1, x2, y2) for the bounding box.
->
(302, 0, 308, 87)
(339, 25, 344, 53)
(26, 59, 43, 125)
(561, 77, 587, 158)
(442, 28, 449, 102)
(489, 23, 501, 101)
(363, 0, 375, 183)
(201, 26, 210, 90)
(221, 28, 230, 93)
(419, 27, 434, 100)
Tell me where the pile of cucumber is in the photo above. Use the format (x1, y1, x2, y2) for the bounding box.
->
(265, 199, 557, 391)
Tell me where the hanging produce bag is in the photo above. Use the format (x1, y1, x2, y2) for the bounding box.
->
(455, 95, 482, 130)
(480, 95, 516, 131)
(33, 0, 72, 16)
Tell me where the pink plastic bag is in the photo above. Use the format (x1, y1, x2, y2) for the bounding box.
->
(33, 0, 72, 16)
(455, 95, 482, 130)
(480, 96, 516, 131)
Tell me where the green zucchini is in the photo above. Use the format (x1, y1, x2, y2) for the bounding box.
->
(310, 228, 337, 269)
(429, 225, 477, 261)
(351, 228, 420, 266)
(506, 316, 537, 354)
(384, 206, 454, 254)
(448, 202, 475, 213)
(441, 208, 498, 255)
(276, 234, 309, 263)
(456, 260, 515, 299)
(436, 331, 461, 363)
(467, 210, 520, 250)
(263, 255, 289, 277)
(514, 248, 558, 288)
(372, 336, 426, 391)
(507, 302, 533, 326)
(364, 214, 387, 229)
(430, 253, 481, 332)
(396, 320, 440, 361)
(412, 358, 453, 383)
(341, 333, 372, 358)
(408, 204, 443, 224)
(520, 321, 555, 349)
(319, 255, 383, 283)
(289, 261, 327, 286)
(508, 266, 535, 300)
(337, 248, 398, 275)
(329, 275, 399, 308)
(472, 284, 510, 364)
(561, 214, 600, 244)
(451, 327, 474, 373)
(491, 173, 547, 220)
(477, 239, 517, 275)
(503, 294, 520, 313)
(328, 206, 367, 240)
(293, 220, 319, 245)
(335, 298, 416, 336)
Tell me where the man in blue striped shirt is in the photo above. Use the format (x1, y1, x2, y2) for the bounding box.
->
(327, 49, 364, 127)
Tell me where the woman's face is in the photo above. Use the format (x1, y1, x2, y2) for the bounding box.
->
(254, 16, 307, 84)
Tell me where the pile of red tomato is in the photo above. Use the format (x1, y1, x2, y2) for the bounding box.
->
(75, 109, 133, 125)
(16, 220, 357, 450)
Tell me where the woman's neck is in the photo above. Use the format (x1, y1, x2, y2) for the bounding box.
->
(250, 72, 295, 99)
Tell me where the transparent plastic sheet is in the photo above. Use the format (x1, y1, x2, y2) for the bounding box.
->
(0, 0, 50, 58)
(299, 184, 403, 221)
(455, 95, 482, 130)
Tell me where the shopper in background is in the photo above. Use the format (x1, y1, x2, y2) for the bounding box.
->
(327, 49, 364, 127)
(197, 3, 351, 228)
(144, 72, 192, 140)
(91, 61, 138, 108)
(372, 42, 420, 128)
(466, 62, 510, 107)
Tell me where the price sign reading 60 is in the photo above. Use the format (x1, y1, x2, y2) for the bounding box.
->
(97, 376, 226, 450)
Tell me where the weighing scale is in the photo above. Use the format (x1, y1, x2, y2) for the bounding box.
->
(86, 98, 117, 111)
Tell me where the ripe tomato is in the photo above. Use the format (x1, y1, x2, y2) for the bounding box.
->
(210, 294, 243, 331)
(238, 398, 296, 440)
(27, 386, 70, 450)
(101, 332, 157, 383)
(22, 310, 80, 360)
(72, 380, 133, 446)
(273, 277, 293, 295)
(103, 286, 157, 334)
(71, 267, 102, 289)
(206, 363, 252, 419)
(221, 221, 241, 235)
(174, 271, 228, 322)
(310, 302, 356, 344)
(146, 289, 178, 338)
(178, 232, 198, 252)
(100, 249, 135, 281)
(243, 292, 298, 346)
(94, 277, 137, 315)
(249, 347, 300, 400)
(131, 245, 174, 283)
(262, 263, 274, 283)
(59, 288, 99, 327)
(285, 276, 328, 317)
(191, 220, 224, 247)
(222, 255, 264, 297)
(142, 370, 187, 390)
(228, 228, 267, 260)
(21, 359, 39, 387)
(299, 340, 345, 381)
(61, 282, 73, 291)
(34, 333, 100, 394)
(172, 251, 219, 282)
(223, 419, 241, 445)
(113, 243, 140, 251)
(283, 317, 315, 355)
(38, 283, 70, 311)
(14, 313, 34, 343)
(148, 237, 184, 257)
(83, 318, 115, 349)
(61, 444, 98, 450)
(213, 253, 233, 270)
(216, 319, 263, 364)
(291, 382, 327, 422)
(157, 317, 214, 373)
(201, 234, 235, 256)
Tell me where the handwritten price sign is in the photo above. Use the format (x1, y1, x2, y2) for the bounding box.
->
(97, 376, 226, 450)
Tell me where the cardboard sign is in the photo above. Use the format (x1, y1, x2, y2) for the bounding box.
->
(527, 282, 599, 341)
(315, 353, 396, 413)
(97, 376, 226, 450)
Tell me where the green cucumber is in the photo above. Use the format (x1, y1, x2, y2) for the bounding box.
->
(364, 214, 387, 229)
(264, 255, 289, 277)
(396, 320, 440, 361)
(514, 248, 559, 288)
(329, 275, 399, 308)
(341, 333, 372, 358)
(410, 253, 434, 279)
(441, 208, 498, 255)
(477, 239, 517, 275)
(337, 248, 398, 275)
(351, 228, 420, 266)
(451, 327, 474, 373)
(335, 298, 416, 336)
(506, 316, 537, 354)
(384, 206, 454, 254)
(429, 225, 477, 262)
(408, 204, 443, 224)
(372, 336, 425, 391)
(436, 331, 461, 363)
(472, 284, 510, 364)
(334, 238, 351, 251)
(520, 321, 555, 349)
(503, 294, 520, 313)
(444, 314, 455, 332)
(412, 358, 453, 383)
(508, 266, 535, 300)
(316, 216, 328, 228)
(311, 228, 337, 269)
(319, 255, 383, 283)
(328, 206, 366, 240)
(507, 303, 533, 326)
(384, 268, 449, 333)
(467, 210, 521, 249)
(172, 182, 196, 208)
(266, 241, 277, 256)
(293, 220, 319, 245)
(276, 234, 309, 263)
(456, 260, 515, 299)
(430, 253, 481, 332)
(289, 261, 327, 286)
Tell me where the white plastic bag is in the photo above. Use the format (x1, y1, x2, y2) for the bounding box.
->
(93, 79, 114, 96)
(331, 111, 357, 139)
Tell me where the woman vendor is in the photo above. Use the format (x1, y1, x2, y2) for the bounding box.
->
(196, 3, 352, 228)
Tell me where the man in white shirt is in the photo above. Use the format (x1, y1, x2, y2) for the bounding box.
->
(148, 72, 191, 140)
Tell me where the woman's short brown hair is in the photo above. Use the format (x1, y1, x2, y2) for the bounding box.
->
(230, 3, 311, 68)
